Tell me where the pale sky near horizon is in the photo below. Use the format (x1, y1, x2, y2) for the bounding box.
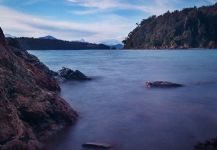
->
(0, 0, 216, 43)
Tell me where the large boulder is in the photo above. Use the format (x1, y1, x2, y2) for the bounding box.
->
(0, 27, 77, 150)
(58, 67, 90, 81)
(146, 81, 183, 88)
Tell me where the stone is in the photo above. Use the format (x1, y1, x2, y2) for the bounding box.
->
(58, 67, 90, 81)
(82, 142, 112, 149)
(146, 81, 183, 88)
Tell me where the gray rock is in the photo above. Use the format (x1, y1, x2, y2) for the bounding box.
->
(146, 81, 183, 88)
(82, 142, 112, 149)
(58, 67, 90, 81)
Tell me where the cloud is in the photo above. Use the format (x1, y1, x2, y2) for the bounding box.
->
(68, 0, 217, 16)
(0, 5, 133, 43)
(1, 0, 215, 43)
(67, 0, 119, 9)
(67, 0, 177, 15)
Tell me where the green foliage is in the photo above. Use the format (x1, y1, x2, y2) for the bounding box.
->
(124, 3, 217, 49)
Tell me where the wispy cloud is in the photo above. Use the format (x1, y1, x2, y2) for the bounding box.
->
(0, 5, 132, 43)
(68, 0, 217, 15)
(67, 0, 178, 15)
(0, 0, 216, 43)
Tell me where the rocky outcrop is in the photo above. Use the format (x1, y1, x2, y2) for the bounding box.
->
(123, 3, 217, 49)
(0, 27, 77, 150)
(58, 67, 90, 81)
(146, 81, 183, 88)
(0, 28, 6, 46)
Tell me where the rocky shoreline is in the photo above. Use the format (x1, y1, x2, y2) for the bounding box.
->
(0, 27, 77, 150)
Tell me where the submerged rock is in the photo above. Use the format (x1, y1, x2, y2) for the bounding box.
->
(195, 138, 217, 150)
(82, 142, 112, 149)
(146, 81, 183, 88)
(58, 67, 90, 81)
(0, 27, 77, 150)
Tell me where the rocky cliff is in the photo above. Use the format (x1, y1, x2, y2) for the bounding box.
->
(0, 28, 77, 150)
(123, 3, 217, 49)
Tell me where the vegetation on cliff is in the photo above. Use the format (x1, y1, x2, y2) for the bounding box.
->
(0, 28, 77, 150)
(123, 3, 217, 49)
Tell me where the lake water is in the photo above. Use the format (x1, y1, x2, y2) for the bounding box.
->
(29, 50, 217, 150)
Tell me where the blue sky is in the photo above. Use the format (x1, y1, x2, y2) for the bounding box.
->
(0, 0, 216, 43)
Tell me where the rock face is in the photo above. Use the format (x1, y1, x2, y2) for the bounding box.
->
(146, 81, 183, 88)
(123, 3, 217, 49)
(0, 28, 6, 46)
(0, 27, 77, 150)
(58, 67, 90, 81)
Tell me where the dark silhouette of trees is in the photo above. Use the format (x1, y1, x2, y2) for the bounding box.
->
(6, 37, 110, 50)
(124, 3, 217, 49)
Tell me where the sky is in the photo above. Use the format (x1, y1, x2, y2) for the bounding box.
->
(0, 0, 216, 44)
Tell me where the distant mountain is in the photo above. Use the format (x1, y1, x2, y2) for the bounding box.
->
(101, 39, 124, 49)
(38, 35, 57, 40)
(79, 39, 86, 42)
(123, 3, 217, 49)
(5, 34, 16, 38)
(6, 37, 110, 50)
(110, 44, 124, 49)
(101, 39, 121, 46)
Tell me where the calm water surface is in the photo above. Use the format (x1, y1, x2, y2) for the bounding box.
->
(29, 50, 217, 150)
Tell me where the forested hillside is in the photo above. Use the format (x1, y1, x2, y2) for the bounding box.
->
(123, 3, 217, 49)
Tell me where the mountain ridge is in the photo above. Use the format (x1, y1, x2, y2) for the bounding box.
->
(6, 37, 111, 50)
(38, 35, 57, 40)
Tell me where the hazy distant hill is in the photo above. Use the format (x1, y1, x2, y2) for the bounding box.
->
(38, 35, 57, 40)
(123, 3, 217, 49)
(5, 34, 16, 38)
(110, 44, 124, 49)
(101, 40, 124, 49)
(6, 37, 110, 50)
